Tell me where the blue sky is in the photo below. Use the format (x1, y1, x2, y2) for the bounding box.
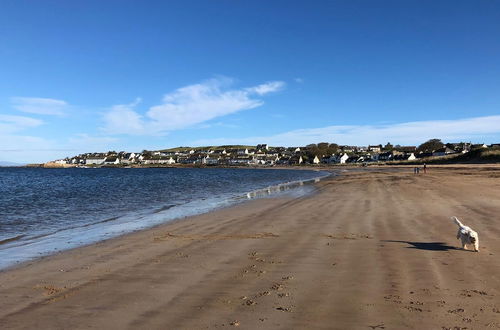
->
(1, 0, 500, 163)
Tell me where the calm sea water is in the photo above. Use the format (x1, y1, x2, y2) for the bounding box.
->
(0, 167, 329, 269)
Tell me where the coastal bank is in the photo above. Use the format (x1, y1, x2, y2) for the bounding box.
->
(1, 166, 499, 329)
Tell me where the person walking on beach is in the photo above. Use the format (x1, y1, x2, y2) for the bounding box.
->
(423, 163, 427, 174)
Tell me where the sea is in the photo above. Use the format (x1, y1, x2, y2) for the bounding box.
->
(0, 167, 329, 269)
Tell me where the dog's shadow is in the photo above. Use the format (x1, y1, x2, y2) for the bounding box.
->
(382, 240, 461, 251)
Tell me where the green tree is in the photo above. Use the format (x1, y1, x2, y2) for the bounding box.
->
(417, 139, 444, 153)
(317, 142, 330, 150)
(327, 143, 339, 154)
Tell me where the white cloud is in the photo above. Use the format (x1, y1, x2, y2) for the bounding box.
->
(245, 81, 285, 95)
(191, 115, 500, 147)
(11, 97, 68, 116)
(68, 133, 119, 148)
(0, 134, 59, 163)
(102, 78, 285, 135)
(0, 114, 44, 133)
(102, 98, 145, 135)
(0, 132, 121, 164)
(0, 114, 59, 163)
(294, 78, 304, 83)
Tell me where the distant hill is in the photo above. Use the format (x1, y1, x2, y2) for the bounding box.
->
(159, 145, 258, 152)
(0, 161, 25, 167)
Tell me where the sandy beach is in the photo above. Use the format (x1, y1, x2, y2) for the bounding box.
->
(1, 166, 499, 329)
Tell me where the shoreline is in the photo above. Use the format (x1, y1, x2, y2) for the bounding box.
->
(1, 166, 499, 329)
(8, 162, 500, 171)
(0, 168, 332, 271)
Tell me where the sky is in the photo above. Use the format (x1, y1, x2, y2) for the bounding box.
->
(1, 0, 500, 163)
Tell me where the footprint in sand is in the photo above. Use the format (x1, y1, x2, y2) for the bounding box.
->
(276, 306, 292, 312)
(255, 291, 271, 298)
(368, 324, 385, 329)
(271, 283, 284, 291)
(447, 308, 464, 314)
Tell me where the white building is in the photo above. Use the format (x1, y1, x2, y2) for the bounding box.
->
(86, 157, 106, 165)
(339, 153, 349, 164)
(202, 156, 219, 165)
(103, 157, 120, 165)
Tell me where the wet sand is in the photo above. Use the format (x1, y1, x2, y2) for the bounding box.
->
(1, 166, 500, 329)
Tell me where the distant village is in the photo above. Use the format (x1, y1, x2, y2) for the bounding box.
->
(48, 139, 499, 168)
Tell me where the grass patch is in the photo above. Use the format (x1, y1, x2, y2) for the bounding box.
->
(389, 147, 500, 165)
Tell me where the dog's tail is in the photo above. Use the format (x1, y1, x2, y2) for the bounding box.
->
(451, 216, 464, 227)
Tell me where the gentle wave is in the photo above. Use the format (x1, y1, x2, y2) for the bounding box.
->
(246, 173, 331, 199)
(0, 235, 26, 245)
(0, 168, 331, 269)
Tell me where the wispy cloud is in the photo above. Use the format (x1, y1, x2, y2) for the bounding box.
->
(0, 114, 44, 133)
(192, 115, 500, 146)
(0, 132, 121, 163)
(0, 133, 57, 163)
(0, 114, 56, 163)
(11, 97, 68, 116)
(68, 133, 119, 148)
(102, 98, 145, 135)
(102, 78, 285, 135)
(245, 81, 285, 95)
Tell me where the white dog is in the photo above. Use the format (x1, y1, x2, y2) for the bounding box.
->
(452, 216, 479, 252)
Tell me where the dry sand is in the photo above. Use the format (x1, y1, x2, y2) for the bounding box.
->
(1, 166, 500, 329)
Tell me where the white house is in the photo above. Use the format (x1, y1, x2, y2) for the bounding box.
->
(472, 143, 487, 150)
(256, 144, 269, 151)
(265, 155, 279, 165)
(202, 156, 219, 165)
(289, 155, 303, 165)
(432, 147, 456, 157)
(103, 157, 120, 165)
(86, 157, 106, 165)
(143, 157, 176, 165)
(368, 145, 382, 152)
(229, 156, 253, 165)
(378, 152, 393, 161)
(341, 145, 356, 153)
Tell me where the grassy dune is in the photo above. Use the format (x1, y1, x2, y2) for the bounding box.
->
(390, 147, 500, 165)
